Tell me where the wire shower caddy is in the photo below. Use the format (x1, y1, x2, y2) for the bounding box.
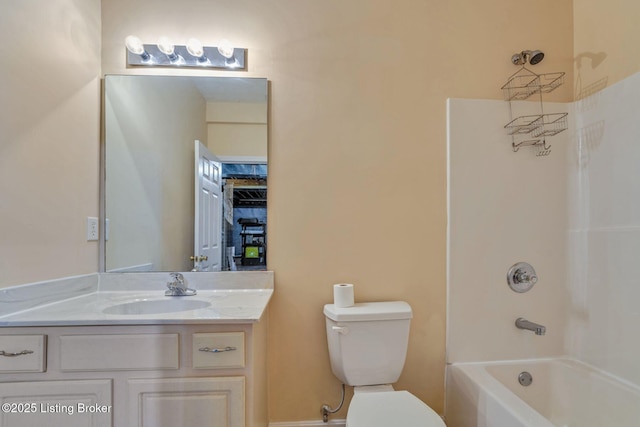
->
(502, 67, 568, 156)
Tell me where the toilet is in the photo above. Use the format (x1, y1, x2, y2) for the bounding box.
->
(324, 301, 446, 427)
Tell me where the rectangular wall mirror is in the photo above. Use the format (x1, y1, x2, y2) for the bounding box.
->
(103, 75, 268, 272)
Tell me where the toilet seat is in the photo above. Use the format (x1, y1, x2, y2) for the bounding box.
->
(346, 390, 446, 427)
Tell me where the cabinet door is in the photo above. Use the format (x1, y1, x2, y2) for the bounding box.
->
(0, 379, 112, 427)
(128, 377, 244, 427)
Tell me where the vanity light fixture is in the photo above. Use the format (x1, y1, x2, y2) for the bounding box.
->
(125, 35, 246, 70)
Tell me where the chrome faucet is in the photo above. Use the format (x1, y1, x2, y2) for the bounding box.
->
(515, 318, 546, 336)
(165, 272, 197, 296)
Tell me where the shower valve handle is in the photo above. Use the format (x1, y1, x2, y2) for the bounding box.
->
(507, 262, 538, 293)
(514, 269, 537, 284)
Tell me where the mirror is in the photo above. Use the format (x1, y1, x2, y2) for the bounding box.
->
(104, 75, 268, 272)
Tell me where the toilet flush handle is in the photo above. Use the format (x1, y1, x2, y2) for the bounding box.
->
(332, 326, 349, 335)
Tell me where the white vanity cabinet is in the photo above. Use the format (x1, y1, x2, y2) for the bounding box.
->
(0, 321, 268, 427)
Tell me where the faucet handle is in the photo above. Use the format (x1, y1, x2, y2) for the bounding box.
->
(515, 269, 537, 285)
(169, 272, 184, 282)
(166, 272, 196, 296)
(507, 262, 538, 293)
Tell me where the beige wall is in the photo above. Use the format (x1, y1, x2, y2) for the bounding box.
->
(0, 0, 101, 287)
(207, 102, 267, 158)
(105, 76, 207, 272)
(207, 123, 267, 158)
(573, 0, 640, 98)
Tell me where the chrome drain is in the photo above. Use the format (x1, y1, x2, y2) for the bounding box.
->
(518, 371, 533, 386)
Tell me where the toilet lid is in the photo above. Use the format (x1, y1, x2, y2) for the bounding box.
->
(347, 391, 446, 427)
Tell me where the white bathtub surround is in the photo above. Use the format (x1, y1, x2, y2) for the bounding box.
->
(566, 72, 640, 387)
(447, 98, 570, 363)
(0, 271, 273, 326)
(446, 358, 640, 427)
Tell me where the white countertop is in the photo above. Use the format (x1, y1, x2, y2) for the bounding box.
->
(0, 272, 273, 326)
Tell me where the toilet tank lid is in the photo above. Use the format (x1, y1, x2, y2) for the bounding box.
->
(324, 301, 412, 322)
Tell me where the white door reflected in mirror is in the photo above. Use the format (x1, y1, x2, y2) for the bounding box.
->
(194, 140, 222, 272)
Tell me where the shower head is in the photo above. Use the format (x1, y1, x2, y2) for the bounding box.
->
(526, 50, 544, 65)
(511, 50, 545, 66)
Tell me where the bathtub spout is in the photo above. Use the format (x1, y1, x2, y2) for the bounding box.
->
(515, 318, 546, 335)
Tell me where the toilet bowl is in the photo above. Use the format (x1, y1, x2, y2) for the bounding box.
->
(324, 301, 446, 426)
(348, 387, 445, 427)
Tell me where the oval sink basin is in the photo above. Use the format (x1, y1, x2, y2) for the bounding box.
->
(103, 299, 211, 315)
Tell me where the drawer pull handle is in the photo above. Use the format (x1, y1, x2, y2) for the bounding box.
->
(199, 346, 237, 353)
(0, 350, 34, 357)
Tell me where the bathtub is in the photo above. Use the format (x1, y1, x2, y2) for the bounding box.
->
(445, 358, 640, 427)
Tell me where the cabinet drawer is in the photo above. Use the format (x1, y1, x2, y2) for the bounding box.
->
(0, 335, 46, 373)
(193, 332, 244, 369)
(60, 334, 179, 371)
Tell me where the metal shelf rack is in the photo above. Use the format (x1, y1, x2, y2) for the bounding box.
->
(502, 67, 567, 156)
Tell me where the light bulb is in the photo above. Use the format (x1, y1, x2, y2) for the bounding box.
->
(157, 37, 175, 55)
(125, 35, 144, 54)
(186, 38, 207, 62)
(217, 39, 235, 59)
(157, 37, 179, 62)
(125, 35, 150, 61)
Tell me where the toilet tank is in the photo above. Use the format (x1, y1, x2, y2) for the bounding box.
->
(323, 301, 412, 386)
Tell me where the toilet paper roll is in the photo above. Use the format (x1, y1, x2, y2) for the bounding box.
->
(333, 283, 355, 308)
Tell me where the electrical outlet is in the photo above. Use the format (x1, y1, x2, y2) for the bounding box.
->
(87, 217, 99, 241)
